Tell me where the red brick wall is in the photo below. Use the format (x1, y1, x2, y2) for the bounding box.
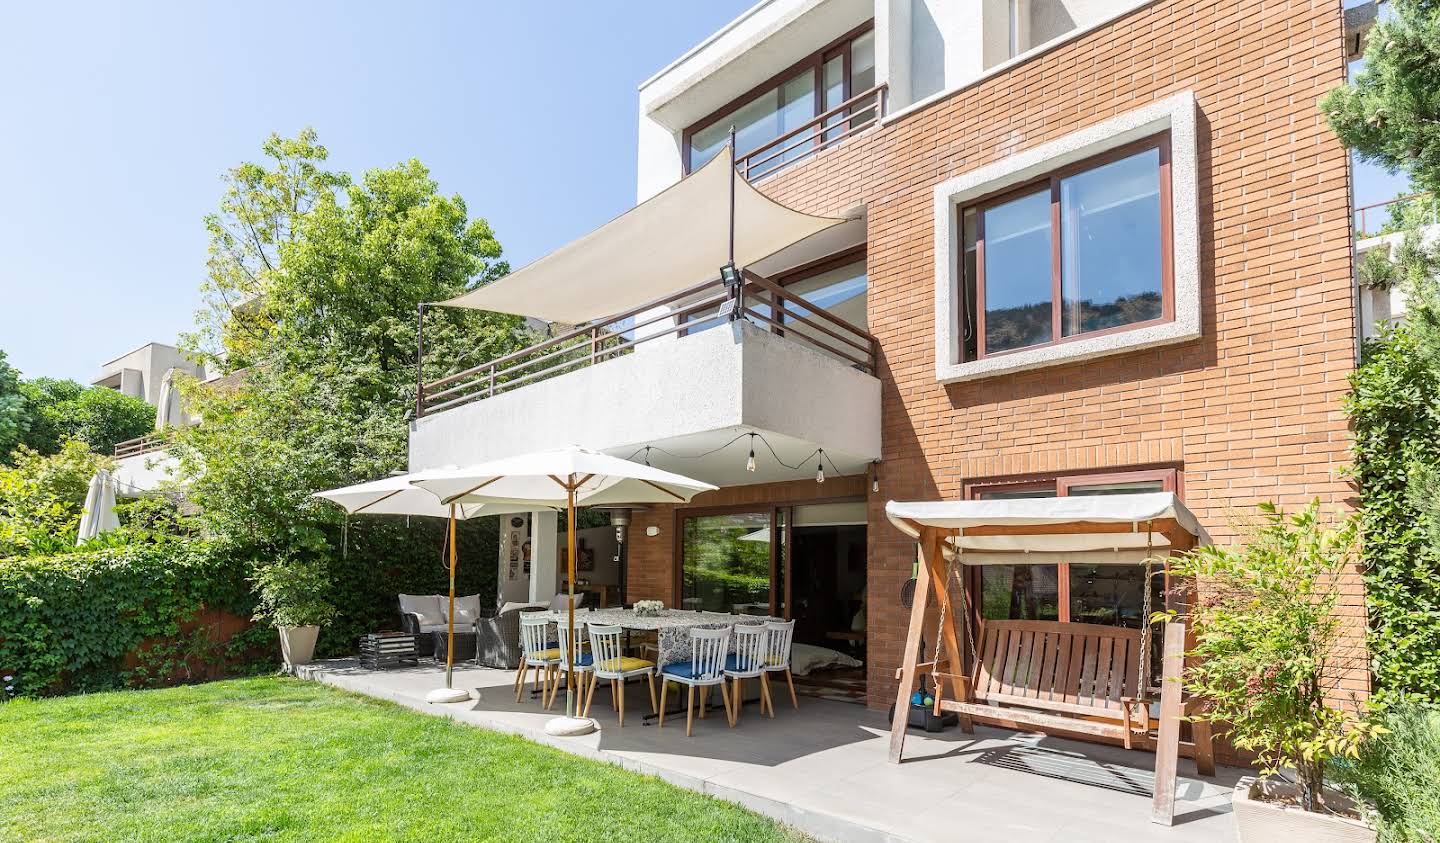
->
(747, 0, 1363, 709)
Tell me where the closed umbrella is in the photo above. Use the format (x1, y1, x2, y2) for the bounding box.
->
(76, 469, 120, 545)
(410, 445, 716, 735)
(313, 470, 543, 703)
(154, 368, 189, 429)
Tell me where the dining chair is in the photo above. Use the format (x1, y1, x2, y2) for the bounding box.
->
(657, 626, 733, 736)
(583, 623, 657, 727)
(516, 614, 558, 704)
(761, 618, 800, 710)
(546, 619, 593, 711)
(724, 623, 773, 724)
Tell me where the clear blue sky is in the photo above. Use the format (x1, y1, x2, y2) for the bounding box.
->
(0, 1, 750, 382)
(0, 2, 1412, 383)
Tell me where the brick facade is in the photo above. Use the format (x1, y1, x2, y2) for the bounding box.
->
(637, 0, 1365, 711)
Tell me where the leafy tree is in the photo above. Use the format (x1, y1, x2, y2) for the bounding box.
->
(0, 440, 113, 557)
(175, 131, 532, 652)
(0, 351, 25, 461)
(1323, 0, 1440, 198)
(17, 378, 154, 457)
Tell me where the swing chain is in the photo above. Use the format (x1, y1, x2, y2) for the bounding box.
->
(1137, 519, 1155, 697)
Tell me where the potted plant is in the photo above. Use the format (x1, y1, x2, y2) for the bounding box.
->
(253, 558, 336, 669)
(1164, 501, 1386, 842)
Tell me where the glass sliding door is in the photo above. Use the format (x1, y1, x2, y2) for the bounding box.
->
(680, 511, 772, 614)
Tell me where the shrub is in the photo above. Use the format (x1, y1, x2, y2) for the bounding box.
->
(1332, 703, 1440, 842)
(0, 541, 251, 696)
(1165, 501, 1383, 812)
(253, 557, 337, 628)
(0, 440, 113, 557)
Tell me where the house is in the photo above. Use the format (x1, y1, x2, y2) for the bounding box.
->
(95, 341, 205, 494)
(407, 0, 1373, 715)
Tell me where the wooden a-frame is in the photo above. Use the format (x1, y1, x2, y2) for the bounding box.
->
(886, 518, 1215, 826)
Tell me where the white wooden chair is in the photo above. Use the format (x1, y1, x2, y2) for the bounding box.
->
(583, 623, 657, 727)
(515, 614, 558, 704)
(545, 620, 593, 711)
(724, 623, 774, 724)
(658, 626, 733, 736)
(761, 619, 799, 710)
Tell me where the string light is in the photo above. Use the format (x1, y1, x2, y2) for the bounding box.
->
(871, 461, 880, 493)
(816, 450, 826, 484)
(624, 431, 844, 484)
(746, 434, 757, 472)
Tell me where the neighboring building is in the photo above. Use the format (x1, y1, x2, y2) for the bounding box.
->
(409, 0, 1374, 714)
(95, 342, 205, 494)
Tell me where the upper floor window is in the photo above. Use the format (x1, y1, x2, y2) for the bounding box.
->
(959, 135, 1172, 361)
(685, 24, 876, 178)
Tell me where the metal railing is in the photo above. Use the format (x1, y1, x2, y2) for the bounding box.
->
(114, 433, 168, 459)
(1355, 192, 1436, 238)
(417, 270, 877, 417)
(735, 83, 887, 183)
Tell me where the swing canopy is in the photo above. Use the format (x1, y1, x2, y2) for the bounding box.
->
(885, 492, 1209, 565)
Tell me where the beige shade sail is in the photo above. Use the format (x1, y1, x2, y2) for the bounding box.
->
(885, 493, 1210, 565)
(438, 146, 849, 324)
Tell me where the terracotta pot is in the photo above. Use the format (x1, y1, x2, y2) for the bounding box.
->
(277, 625, 320, 668)
(1232, 776, 1376, 843)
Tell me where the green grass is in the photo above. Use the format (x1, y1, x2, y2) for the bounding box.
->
(0, 677, 805, 842)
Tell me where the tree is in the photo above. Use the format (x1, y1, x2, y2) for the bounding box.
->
(17, 379, 155, 457)
(0, 440, 114, 557)
(175, 131, 532, 651)
(0, 351, 25, 462)
(1323, 0, 1440, 197)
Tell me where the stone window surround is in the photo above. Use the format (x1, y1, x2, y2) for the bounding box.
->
(932, 91, 1200, 383)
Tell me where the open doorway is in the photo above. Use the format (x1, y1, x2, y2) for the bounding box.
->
(787, 502, 867, 704)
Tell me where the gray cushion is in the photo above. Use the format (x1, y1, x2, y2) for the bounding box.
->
(399, 594, 444, 626)
(419, 624, 450, 634)
(450, 594, 483, 625)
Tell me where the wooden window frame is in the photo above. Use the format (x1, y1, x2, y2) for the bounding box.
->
(681, 21, 875, 175)
(960, 133, 1174, 362)
(964, 466, 1180, 627)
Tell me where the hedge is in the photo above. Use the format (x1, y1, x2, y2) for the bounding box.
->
(1347, 327, 1440, 703)
(0, 542, 252, 697)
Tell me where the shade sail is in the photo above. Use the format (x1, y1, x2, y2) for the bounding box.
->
(438, 146, 848, 324)
(885, 493, 1210, 565)
(313, 470, 546, 519)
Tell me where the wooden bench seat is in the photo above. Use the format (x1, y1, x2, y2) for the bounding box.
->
(945, 619, 1150, 747)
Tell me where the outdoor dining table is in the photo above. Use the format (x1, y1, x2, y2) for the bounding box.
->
(535, 607, 783, 722)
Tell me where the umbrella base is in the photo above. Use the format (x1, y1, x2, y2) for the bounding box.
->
(426, 687, 472, 704)
(544, 716, 597, 737)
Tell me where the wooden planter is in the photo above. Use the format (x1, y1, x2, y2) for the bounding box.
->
(1232, 776, 1376, 843)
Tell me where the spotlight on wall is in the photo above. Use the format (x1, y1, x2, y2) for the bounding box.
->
(719, 262, 741, 287)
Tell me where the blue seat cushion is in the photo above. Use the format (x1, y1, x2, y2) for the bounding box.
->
(661, 661, 721, 681)
(724, 654, 764, 673)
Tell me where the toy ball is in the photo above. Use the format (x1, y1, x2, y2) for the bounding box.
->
(923, 696, 934, 707)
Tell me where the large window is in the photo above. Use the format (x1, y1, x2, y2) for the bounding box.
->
(967, 468, 1176, 631)
(685, 25, 876, 176)
(680, 512, 773, 614)
(960, 136, 1172, 360)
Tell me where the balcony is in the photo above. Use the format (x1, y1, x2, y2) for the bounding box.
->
(410, 270, 880, 485)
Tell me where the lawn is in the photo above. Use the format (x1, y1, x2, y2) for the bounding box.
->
(0, 677, 805, 842)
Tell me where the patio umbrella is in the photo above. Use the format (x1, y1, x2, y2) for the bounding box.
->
(410, 445, 717, 734)
(313, 471, 543, 703)
(76, 469, 121, 545)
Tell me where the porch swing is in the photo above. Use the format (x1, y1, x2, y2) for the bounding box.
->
(884, 493, 1217, 826)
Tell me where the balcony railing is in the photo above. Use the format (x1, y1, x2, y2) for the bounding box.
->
(114, 432, 168, 459)
(418, 270, 878, 417)
(735, 84, 887, 183)
(1355, 192, 1437, 238)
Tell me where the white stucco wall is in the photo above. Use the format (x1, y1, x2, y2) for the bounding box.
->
(408, 321, 880, 476)
(112, 451, 181, 496)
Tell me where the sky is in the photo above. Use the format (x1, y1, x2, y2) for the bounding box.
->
(0, 1, 1414, 383)
(0, 1, 751, 382)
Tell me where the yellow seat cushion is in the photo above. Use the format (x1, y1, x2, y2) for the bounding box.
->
(594, 656, 654, 673)
(532, 648, 561, 661)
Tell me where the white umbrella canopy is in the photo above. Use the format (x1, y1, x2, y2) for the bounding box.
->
(76, 469, 121, 545)
(312, 470, 549, 704)
(409, 445, 717, 732)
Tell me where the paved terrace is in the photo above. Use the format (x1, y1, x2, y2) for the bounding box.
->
(296, 660, 1242, 842)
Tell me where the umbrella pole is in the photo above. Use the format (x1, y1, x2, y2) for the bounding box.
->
(565, 479, 578, 719)
(445, 504, 457, 690)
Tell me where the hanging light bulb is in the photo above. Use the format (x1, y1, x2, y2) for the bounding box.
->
(816, 450, 826, 484)
(871, 462, 880, 493)
(746, 434, 757, 472)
